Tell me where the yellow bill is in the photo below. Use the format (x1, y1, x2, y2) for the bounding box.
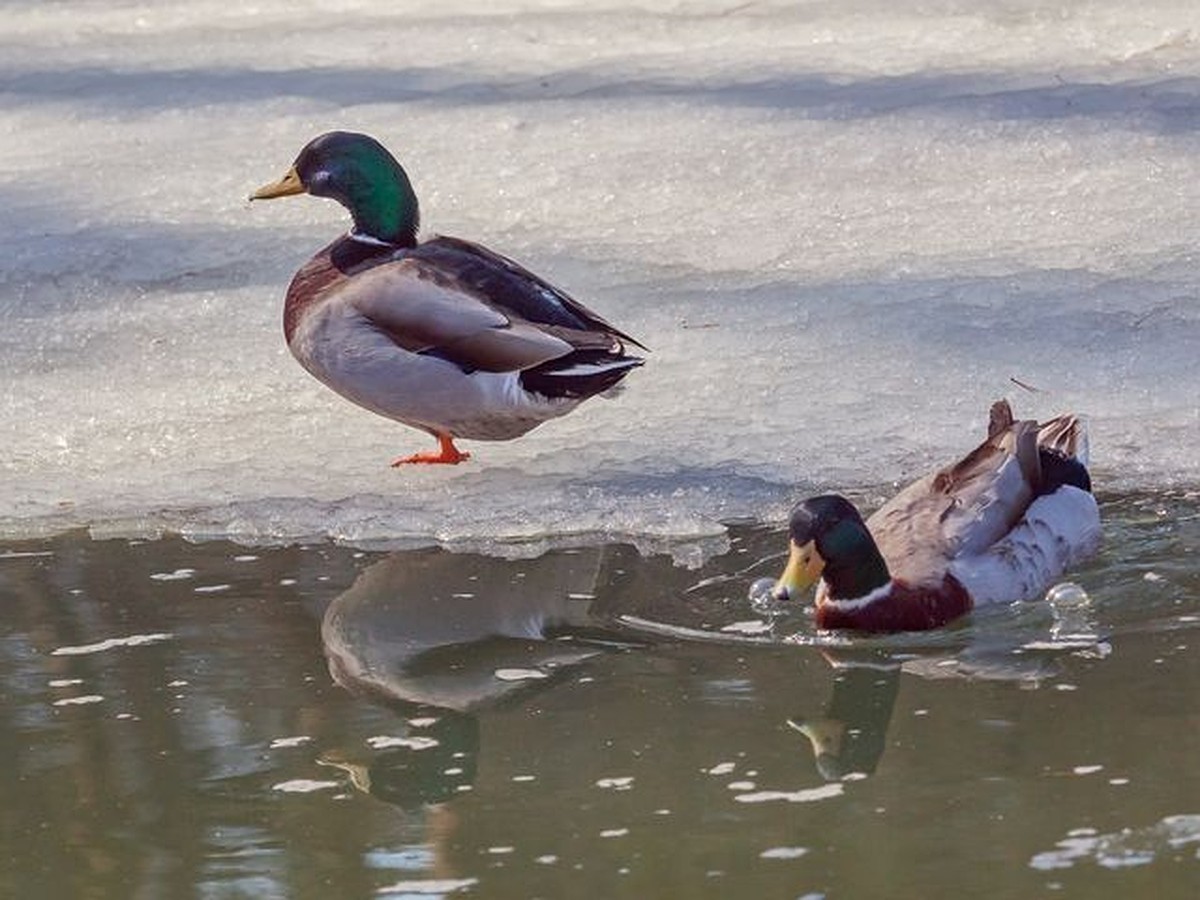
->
(249, 165, 305, 201)
(773, 539, 825, 600)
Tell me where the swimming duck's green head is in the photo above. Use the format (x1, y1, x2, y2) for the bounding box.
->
(773, 495, 891, 602)
(251, 131, 419, 246)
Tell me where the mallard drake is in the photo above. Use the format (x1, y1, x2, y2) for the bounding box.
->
(769, 400, 1101, 632)
(250, 131, 645, 464)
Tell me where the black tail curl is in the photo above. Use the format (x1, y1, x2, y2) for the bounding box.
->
(520, 352, 643, 399)
(1038, 448, 1092, 496)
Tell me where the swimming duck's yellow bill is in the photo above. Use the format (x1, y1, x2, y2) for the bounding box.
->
(249, 166, 305, 201)
(774, 539, 825, 599)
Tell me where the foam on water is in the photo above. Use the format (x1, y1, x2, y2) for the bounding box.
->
(3, 1, 1199, 550)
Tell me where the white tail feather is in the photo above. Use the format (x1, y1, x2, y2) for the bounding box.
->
(948, 486, 1101, 605)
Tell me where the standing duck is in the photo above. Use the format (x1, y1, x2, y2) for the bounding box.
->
(250, 131, 645, 464)
(769, 400, 1101, 632)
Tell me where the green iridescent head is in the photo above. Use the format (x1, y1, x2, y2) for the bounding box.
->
(251, 131, 419, 246)
(774, 495, 891, 602)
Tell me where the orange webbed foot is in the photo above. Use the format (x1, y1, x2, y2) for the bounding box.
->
(391, 434, 471, 466)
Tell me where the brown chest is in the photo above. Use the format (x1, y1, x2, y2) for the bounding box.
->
(283, 252, 345, 344)
(816, 576, 972, 633)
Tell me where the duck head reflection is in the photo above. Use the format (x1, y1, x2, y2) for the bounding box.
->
(789, 650, 901, 781)
(791, 637, 1080, 782)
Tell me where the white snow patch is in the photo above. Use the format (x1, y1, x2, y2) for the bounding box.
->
(760, 847, 809, 860)
(1030, 815, 1200, 871)
(53, 695, 104, 706)
(735, 784, 845, 804)
(721, 620, 773, 635)
(51, 633, 173, 656)
(367, 735, 440, 751)
(150, 569, 196, 581)
(271, 779, 341, 793)
(269, 735, 313, 749)
(378, 879, 478, 895)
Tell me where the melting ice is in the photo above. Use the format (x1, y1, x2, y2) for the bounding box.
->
(2, 0, 1198, 550)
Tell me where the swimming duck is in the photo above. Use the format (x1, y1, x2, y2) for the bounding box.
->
(769, 400, 1101, 632)
(250, 131, 645, 464)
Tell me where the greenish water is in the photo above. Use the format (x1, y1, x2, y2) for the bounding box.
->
(2, 490, 1198, 899)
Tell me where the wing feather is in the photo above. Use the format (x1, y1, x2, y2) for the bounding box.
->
(326, 234, 645, 379)
(340, 259, 576, 372)
(868, 402, 1044, 585)
(414, 236, 647, 350)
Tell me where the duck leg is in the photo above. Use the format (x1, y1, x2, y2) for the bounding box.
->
(391, 432, 471, 466)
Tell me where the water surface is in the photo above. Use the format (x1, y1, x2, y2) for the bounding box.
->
(2, 490, 1198, 898)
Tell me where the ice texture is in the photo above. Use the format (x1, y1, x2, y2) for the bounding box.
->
(2, 1, 1198, 549)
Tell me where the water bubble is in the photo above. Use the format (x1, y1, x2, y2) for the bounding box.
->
(1046, 582, 1090, 606)
(748, 577, 780, 614)
(1046, 582, 1098, 646)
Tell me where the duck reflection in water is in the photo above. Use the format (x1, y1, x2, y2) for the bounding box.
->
(790, 632, 1093, 782)
(789, 651, 902, 782)
(317, 545, 641, 808)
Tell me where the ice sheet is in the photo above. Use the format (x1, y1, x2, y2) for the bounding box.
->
(2, 1, 1198, 549)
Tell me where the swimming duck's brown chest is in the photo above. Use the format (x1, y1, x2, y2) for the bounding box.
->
(816, 576, 972, 633)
